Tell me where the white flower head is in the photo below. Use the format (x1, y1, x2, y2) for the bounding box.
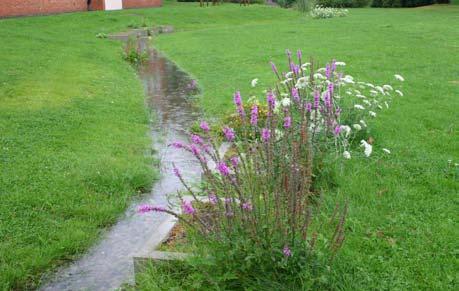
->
(394, 74, 404, 82)
(251, 78, 258, 87)
(384, 101, 389, 108)
(335, 61, 346, 66)
(281, 97, 291, 107)
(343, 151, 351, 159)
(360, 140, 373, 157)
(383, 84, 393, 91)
(354, 104, 365, 110)
(395, 90, 403, 97)
(369, 111, 377, 117)
(382, 148, 391, 154)
(353, 124, 362, 131)
(360, 119, 367, 127)
(340, 125, 351, 137)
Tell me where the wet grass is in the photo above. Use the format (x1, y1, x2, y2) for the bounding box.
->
(0, 1, 458, 289)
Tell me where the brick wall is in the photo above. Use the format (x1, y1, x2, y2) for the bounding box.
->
(123, 0, 162, 9)
(0, 0, 162, 18)
(0, 0, 89, 18)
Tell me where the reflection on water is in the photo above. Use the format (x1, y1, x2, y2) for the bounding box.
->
(41, 36, 201, 290)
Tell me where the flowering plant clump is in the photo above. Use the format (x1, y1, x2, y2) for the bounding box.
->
(139, 50, 404, 284)
(310, 5, 349, 19)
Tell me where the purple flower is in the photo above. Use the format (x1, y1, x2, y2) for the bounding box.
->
(291, 87, 300, 103)
(267, 91, 276, 108)
(191, 134, 203, 145)
(225, 197, 232, 204)
(328, 82, 334, 96)
(314, 91, 320, 109)
(297, 49, 302, 61)
(250, 105, 258, 126)
(190, 144, 201, 156)
(334, 125, 341, 136)
(324, 91, 331, 108)
(242, 202, 253, 211)
(223, 126, 235, 142)
(270, 61, 278, 75)
(233, 91, 245, 118)
(137, 204, 166, 214)
(283, 116, 292, 129)
(283, 246, 292, 257)
(335, 107, 341, 117)
(230, 156, 239, 168)
(261, 128, 271, 142)
(305, 102, 312, 112)
(170, 141, 184, 149)
(331, 59, 336, 71)
(200, 121, 210, 133)
(181, 200, 195, 215)
(293, 64, 300, 75)
(217, 162, 230, 176)
(173, 167, 181, 178)
(208, 193, 218, 205)
(326, 63, 331, 79)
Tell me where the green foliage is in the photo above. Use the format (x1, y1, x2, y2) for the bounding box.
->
(277, 0, 298, 8)
(315, 0, 370, 7)
(371, 0, 434, 7)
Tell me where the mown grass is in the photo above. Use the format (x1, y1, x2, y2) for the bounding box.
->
(1, 2, 458, 289)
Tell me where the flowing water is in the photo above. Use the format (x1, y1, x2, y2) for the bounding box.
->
(41, 34, 201, 290)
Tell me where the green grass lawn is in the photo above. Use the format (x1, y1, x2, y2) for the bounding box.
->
(1, 2, 458, 289)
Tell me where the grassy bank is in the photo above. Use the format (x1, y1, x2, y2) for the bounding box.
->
(1, 2, 458, 289)
(152, 4, 458, 290)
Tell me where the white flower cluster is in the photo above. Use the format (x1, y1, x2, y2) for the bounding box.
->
(310, 5, 349, 19)
(276, 60, 404, 159)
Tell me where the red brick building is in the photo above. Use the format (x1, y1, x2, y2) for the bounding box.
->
(0, 0, 162, 18)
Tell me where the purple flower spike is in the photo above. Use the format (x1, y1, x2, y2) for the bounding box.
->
(170, 141, 184, 149)
(217, 162, 230, 176)
(208, 193, 218, 205)
(173, 167, 182, 178)
(328, 82, 334, 96)
(284, 116, 292, 129)
(297, 49, 302, 61)
(334, 125, 341, 136)
(331, 59, 336, 71)
(294, 64, 300, 75)
(233, 91, 245, 118)
(261, 128, 271, 142)
(242, 202, 253, 211)
(291, 87, 300, 103)
(191, 134, 203, 145)
(181, 200, 195, 215)
(283, 246, 292, 257)
(326, 64, 331, 79)
(200, 121, 210, 133)
(230, 156, 239, 168)
(314, 91, 320, 109)
(305, 102, 312, 112)
(267, 91, 276, 108)
(250, 105, 258, 126)
(137, 204, 166, 214)
(223, 126, 235, 142)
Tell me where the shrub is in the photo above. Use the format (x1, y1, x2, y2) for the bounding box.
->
(315, 0, 370, 7)
(310, 5, 349, 18)
(139, 50, 404, 288)
(371, 0, 435, 7)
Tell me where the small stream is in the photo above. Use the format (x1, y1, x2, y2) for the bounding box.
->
(41, 33, 201, 290)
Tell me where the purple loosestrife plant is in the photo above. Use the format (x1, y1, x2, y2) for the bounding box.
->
(139, 50, 402, 280)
